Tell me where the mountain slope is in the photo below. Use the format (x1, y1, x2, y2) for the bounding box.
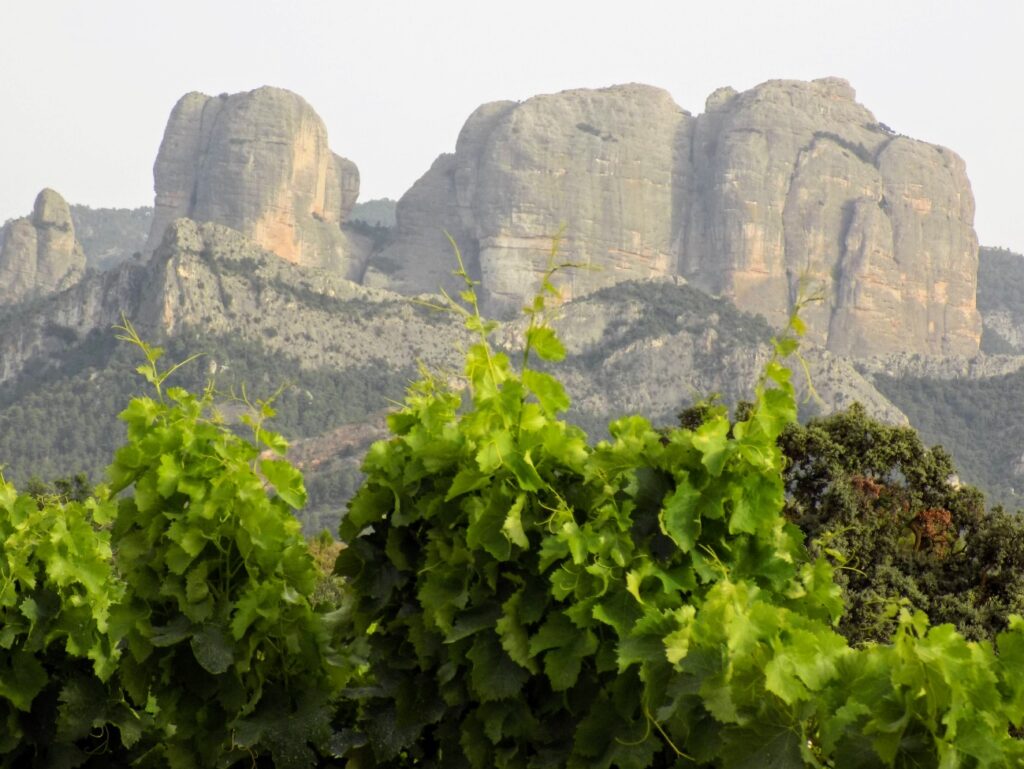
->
(0, 218, 907, 532)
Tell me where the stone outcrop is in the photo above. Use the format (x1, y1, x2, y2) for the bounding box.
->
(0, 258, 147, 385)
(366, 86, 690, 308)
(136, 218, 468, 371)
(687, 77, 979, 357)
(368, 78, 981, 358)
(0, 189, 86, 303)
(145, 87, 364, 278)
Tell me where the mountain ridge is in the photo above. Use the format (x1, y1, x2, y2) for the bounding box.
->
(1, 77, 1020, 523)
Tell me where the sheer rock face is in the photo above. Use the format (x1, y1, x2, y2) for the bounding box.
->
(145, 87, 363, 278)
(0, 189, 86, 303)
(370, 78, 981, 357)
(369, 86, 689, 312)
(684, 77, 980, 357)
(363, 152, 476, 296)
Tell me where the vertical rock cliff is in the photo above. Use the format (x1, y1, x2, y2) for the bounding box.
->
(0, 188, 86, 303)
(367, 78, 981, 358)
(367, 85, 690, 312)
(683, 78, 979, 356)
(145, 87, 364, 278)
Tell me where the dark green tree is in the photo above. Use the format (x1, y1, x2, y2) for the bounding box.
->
(774, 402, 1024, 644)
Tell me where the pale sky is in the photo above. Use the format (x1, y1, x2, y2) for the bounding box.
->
(1, 0, 1021, 251)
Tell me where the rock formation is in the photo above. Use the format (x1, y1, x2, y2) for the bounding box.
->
(0, 188, 87, 303)
(145, 87, 365, 278)
(366, 86, 690, 307)
(136, 218, 467, 370)
(368, 78, 981, 358)
(685, 78, 979, 357)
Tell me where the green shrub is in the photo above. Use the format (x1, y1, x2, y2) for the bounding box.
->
(335, 258, 1024, 767)
(0, 482, 128, 766)
(0, 323, 351, 767)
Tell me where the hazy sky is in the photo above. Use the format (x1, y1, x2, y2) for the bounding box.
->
(2, 1, 1021, 251)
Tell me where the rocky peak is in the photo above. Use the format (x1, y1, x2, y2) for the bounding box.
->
(33, 188, 73, 228)
(366, 77, 981, 358)
(684, 77, 979, 357)
(145, 86, 365, 278)
(366, 84, 691, 312)
(0, 188, 86, 303)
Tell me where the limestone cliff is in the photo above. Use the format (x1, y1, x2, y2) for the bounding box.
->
(0, 189, 86, 303)
(368, 78, 981, 358)
(145, 87, 364, 277)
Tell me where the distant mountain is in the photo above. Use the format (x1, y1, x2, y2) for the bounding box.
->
(977, 246, 1024, 354)
(0, 218, 904, 532)
(70, 204, 152, 270)
(365, 78, 980, 358)
(349, 198, 397, 228)
(3, 78, 1022, 526)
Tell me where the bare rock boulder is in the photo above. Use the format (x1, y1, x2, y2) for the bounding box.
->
(145, 87, 363, 278)
(0, 188, 86, 302)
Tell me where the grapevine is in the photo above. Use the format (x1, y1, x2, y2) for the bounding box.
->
(336, 248, 1024, 768)
(2, 255, 1024, 767)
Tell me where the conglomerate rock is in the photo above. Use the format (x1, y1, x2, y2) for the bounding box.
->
(686, 77, 979, 356)
(145, 87, 364, 278)
(368, 77, 981, 358)
(367, 86, 689, 310)
(0, 188, 86, 303)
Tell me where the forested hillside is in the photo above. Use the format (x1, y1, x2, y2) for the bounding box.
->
(7, 288, 1023, 767)
(0, 329, 410, 531)
(874, 368, 1024, 509)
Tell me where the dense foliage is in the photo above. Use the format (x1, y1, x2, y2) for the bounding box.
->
(9, 263, 1024, 766)
(336, 261, 1024, 767)
(0, 325, 348, 768)
(777, 403, 1024, 645)
(0, 480, 125, 765)
(104, 325, 347, 766)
